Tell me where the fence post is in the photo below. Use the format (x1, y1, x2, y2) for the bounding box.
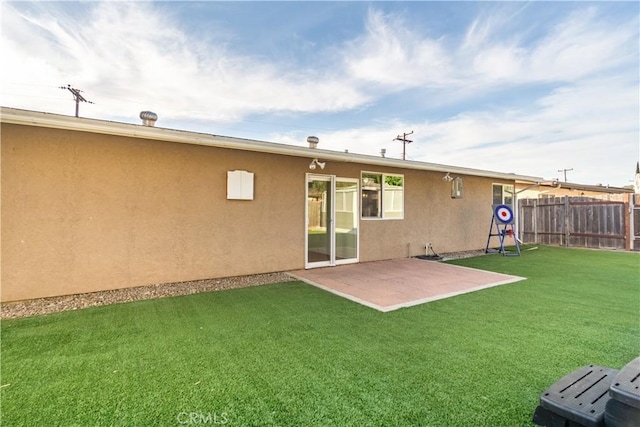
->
(563, 196, 570, 247)
(625, 193, 631, 251)
(533, 199, 538, 243)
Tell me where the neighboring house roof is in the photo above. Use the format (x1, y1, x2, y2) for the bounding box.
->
(517, 181, 634, 195)
(1, 107, 543, 183)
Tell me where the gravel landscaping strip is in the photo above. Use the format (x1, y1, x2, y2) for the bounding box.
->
(1, 272, 293, 320)
(1, 251, 486, 320)
(440, 249, 487, 261)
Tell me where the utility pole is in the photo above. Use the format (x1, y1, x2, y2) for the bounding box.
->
(393, 130, 413, 160)
(59, 84, 93, 117)
(557, 168, 573, 182)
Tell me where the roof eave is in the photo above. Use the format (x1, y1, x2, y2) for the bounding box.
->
(1, 107, 543, 183)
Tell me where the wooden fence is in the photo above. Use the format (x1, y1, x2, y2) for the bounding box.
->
(518, 196, 628, 250)
(633, 194, 640, 251)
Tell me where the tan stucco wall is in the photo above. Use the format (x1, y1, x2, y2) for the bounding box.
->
(1, 124, 307, 301)
(1, 123, 513, 301)
(355, 168, 501, 261)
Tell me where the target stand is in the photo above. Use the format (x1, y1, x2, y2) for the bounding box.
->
(485, 204, 520, 256)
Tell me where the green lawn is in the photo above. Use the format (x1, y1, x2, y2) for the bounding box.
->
(1, 246, 638, 426)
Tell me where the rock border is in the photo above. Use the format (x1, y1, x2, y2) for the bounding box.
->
(1, 251, 486, 320)
(1, 272, 292, 320)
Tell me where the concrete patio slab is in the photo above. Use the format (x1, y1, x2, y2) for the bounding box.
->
(289, 258, 525, 312)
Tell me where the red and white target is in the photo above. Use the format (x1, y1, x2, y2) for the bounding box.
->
(494, 204, 514, 224)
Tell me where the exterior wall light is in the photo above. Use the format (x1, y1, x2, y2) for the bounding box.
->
(309, 159, 326, 170)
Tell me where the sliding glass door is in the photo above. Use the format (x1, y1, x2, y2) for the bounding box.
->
(306, 175, 358, 268)
(334, 179, 358, 262)
(307, 176, 331, 266)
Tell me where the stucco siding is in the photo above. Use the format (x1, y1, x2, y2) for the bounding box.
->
(357, 169, 502, 261)
(1, 124, 304, 301)
(2, 123, 515, 302)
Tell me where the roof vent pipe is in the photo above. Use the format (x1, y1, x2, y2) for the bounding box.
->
(140, 111, 158, 127)
(307, 136, 319, 149)
(381, 148, 386, 158)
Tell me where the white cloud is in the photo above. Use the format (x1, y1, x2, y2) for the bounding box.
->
(272, 120, 408, 156)
(287, 74, 638, 186)
(428, 76, 638, 185)
(343, 9, 458, 89)
(525, 8, 637, 83)
(343, 5, 637, 95)
(1, 2, 637, 186)
(465, 5, 638, 86)
(1, 2, 369, 122)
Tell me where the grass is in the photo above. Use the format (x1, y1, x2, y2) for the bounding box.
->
(1, 246, 638, 426)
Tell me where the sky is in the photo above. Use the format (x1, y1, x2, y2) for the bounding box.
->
(2, 1, 638, 187)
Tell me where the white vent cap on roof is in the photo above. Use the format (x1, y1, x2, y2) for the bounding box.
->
(307, 136, 319, 149)
(140, 111, 158, 126)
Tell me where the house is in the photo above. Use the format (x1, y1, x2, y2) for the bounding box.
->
(0, 107, 542, 302)
(516, 181, 634, 202)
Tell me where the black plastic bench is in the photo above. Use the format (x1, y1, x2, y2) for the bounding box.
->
(606, 357, 640, 427)
(533, 357, 640, 427)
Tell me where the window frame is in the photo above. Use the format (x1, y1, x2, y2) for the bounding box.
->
(492, 183, 514, 206)
(360, 171, 405, 220)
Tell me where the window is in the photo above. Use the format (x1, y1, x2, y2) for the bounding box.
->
(492, 184, 514, 206)
(361, 172, 404, 219)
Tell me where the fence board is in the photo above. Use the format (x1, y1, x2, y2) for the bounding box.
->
(633, 195, 640, 251)
(518, 196, 626, 250)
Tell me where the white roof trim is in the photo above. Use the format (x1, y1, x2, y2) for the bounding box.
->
(1, 107, 543, 182)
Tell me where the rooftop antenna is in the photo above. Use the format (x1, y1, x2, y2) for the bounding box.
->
(59, 84, 93, 117)
(393, 130, 413, 160)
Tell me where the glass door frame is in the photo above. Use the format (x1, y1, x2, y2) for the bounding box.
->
(305, 174, 359, 269)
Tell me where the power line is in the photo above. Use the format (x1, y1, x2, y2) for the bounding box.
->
(59, 84, 94, 117)
(393, 130, 413, 160)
